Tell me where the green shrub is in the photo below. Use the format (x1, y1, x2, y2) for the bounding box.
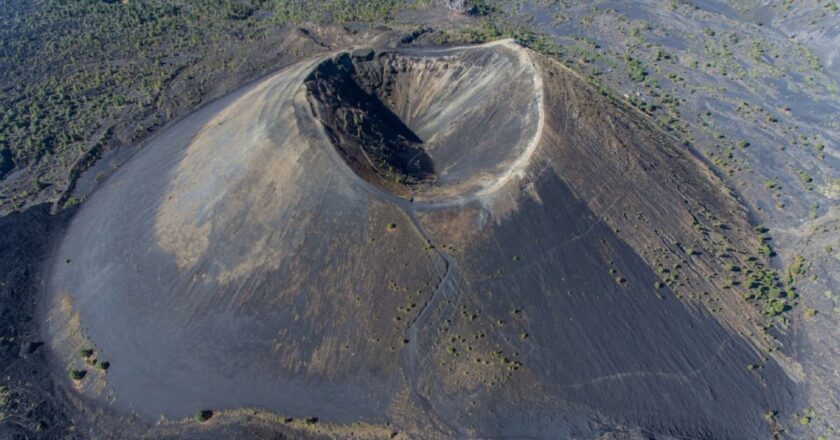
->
(194, 409, 213, 423)
(624, 56, 648, 82)
(765, 299, 786, 316)
(63, 197, 81, 209)
(724, 263, 740, 272)
(789, 255, 805, 275)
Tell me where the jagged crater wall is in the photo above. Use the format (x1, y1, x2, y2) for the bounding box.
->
(305, 46, 541, 201)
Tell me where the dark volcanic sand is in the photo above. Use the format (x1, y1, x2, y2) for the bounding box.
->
(43, 40, 798, 438)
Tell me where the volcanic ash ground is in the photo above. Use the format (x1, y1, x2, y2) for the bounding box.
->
(45, 40, 798, 439)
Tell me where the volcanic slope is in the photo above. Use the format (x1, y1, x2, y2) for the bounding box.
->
(45, 40, 797, 438)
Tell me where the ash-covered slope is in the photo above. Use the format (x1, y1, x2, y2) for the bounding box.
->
(44, 40, 797, 438)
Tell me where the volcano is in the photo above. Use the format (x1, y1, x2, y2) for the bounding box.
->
(44, 40, 796, 439)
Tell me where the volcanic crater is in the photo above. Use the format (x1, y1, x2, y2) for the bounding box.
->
(305, 44, 541, 201)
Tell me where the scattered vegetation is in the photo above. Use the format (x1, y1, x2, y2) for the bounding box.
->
(0, 0, 431, 211)
(624, 56, 648, 82)
(742, 229, 798, 318)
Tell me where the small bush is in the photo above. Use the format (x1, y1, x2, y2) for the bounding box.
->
(69, 370, 86, 381)
(789, 255, 805, 276)
(724, 263, 740, 272)
(63, 197, 81, 209)
(194, 410, 213, 423)
(78, 348, 94, 358)
(765, 299, 786, 316)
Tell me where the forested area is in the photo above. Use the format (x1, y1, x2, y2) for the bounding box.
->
(0, 0, 430, 210)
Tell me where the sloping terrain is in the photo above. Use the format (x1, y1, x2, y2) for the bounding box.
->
(477, 2, 840, 435)
(0, 205, 79, 439)
(42, 39, 799, 439)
